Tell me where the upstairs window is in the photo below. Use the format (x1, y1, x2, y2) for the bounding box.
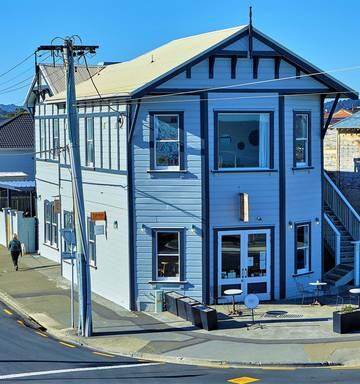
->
(295, 223, 311, 274)
(52, 119, 60, 160)
(294, 112, 311, 167)
(40, 119, 46, 159)
(216, 112, 272, 170)
(86, 117, 95, 167)
(150, 113, 184, 170)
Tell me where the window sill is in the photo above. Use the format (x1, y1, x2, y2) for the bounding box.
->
(291, 166, 314, 171)
(212, 169, 277, 173)
(147, 169, 188, 174)
(292, 271, 314, 278)
(148, 280, 188, 285)
(89, 263, 98, 270)
(43, 242, 59, 251)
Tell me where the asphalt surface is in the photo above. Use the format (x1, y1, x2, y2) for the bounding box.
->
(1, 301, 360, 383)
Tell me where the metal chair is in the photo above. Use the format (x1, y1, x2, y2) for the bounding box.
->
(295, 280, 313, 305)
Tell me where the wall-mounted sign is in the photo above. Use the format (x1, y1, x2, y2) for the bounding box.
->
(61, 252, 76, 260)
(239, 192, 249, 222)
(90, 211, 107, 221)
(54, 199, 61, 214)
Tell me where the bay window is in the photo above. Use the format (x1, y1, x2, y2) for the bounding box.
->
(294, 112, 311, 167)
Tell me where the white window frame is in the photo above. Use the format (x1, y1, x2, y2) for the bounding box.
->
(155, 230, 181, 281)
(217, 112, 271, 171)
(44, 201, 58, 248)
(53, 118, 60, 160)
(40, 119, 46, 159)
(86, 117, 95, 167)
(294, 113, 309, 168)
(88, 218, 96, 266)
(154, 114, 180, 170)
(295, 223, 310, 275)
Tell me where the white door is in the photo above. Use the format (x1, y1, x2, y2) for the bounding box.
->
(218, 229, 271, 302)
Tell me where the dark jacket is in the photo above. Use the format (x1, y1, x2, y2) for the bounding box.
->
(8, 239, 22, 254)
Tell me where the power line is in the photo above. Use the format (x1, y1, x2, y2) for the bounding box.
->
(0, 52, 35, 79)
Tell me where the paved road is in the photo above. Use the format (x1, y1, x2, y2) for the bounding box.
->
(1, 301, 360, 383)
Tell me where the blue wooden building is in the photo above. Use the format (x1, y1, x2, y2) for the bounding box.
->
(26, 24, 357, 310)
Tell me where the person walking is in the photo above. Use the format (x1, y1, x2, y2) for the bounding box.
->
(8, 234, 22, 271)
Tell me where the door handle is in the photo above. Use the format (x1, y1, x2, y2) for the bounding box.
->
(244, 268, 248, 278)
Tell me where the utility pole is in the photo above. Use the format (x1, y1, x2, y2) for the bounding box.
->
(37, 38, 98, 337)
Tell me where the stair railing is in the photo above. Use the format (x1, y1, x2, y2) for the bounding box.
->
(324, 213, 341, 265)
(323, 172, 360, 241)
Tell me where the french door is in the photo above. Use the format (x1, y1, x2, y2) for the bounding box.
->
(218, 229, 271, 302)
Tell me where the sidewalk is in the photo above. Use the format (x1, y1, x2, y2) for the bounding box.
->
(1, 246, 360, 367)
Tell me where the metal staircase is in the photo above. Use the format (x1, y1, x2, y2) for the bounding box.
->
(323, 172, 360, 287)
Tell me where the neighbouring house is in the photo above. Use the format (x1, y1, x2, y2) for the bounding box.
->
(0, 112, 37, 252)
(324, 109, 353, 171)
(25, 24, 357, 311)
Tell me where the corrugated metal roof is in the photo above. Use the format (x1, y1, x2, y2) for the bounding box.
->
(331, 111, 360, 129)
(49, 25, 247, 101)
(0, 180, 35, 191)
(41, 64, 105, 95)
(0, 113, 34, 148)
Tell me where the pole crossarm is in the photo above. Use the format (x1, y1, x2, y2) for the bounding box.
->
(37, 45, 99, 52)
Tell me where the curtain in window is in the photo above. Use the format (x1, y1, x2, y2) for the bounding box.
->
(259, 113, 269, 168)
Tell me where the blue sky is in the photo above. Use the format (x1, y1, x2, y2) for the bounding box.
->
(1, 0, 359, 105)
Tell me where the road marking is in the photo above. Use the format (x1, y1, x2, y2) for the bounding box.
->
(17, 320, 25, 326)
(93, 351, 115, 358)
(3, 309, 12, 315)
(59, 341, 76, 348)
(0, 362, 160, 380)
(35, 331, 48, 338)
(228, 377, 259, 384)
(262, 367, 296, 371)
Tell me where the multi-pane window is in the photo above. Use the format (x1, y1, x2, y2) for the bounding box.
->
(40, 119, 46, 158)
(44, 201, 58, 247)
(294, 112, 310, 167)
(86, 117, 95, 166)
(53, 119, 60, 160)
(217, 113, 271, 169)
(88, 218, 96, 266)
(154, 114, 180, 170)
(63, 211, 75, 253)
(295, 223, 310, 274)
(155, 231, 180, 281)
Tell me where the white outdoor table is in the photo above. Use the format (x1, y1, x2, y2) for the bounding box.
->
(224, 289, 243, 316)
(309, 281, 327, 305)
(349, 288, 360, 308)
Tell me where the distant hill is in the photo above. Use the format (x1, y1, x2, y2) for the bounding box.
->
(0, 104, 23, 118)
(324, 99, 360, 113)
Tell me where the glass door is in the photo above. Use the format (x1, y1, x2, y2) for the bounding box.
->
(218, 229, 271, 302)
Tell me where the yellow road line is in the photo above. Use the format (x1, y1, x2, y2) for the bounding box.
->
(59, 341, 76, 348)
(228, 377, 259, 384)
(3, 309, 13, 315)
(35, 331, 48, 338)
(17, 320, 25, 326)
(93, 351, 115, 358)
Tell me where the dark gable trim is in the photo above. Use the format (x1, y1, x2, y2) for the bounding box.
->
(274, 57, 281, 79)
(231, 56, 237, 79)
(292, 111, 312, 168)
(186, 66, 191, 79)
(217, 50, 282, 58)
(294, 221, 312, 275)
(213, 110, 275, 171)
(253, 56, 259, 79)
(200, 92, 210, 304)
(320, 95, 325, 279)
(149, 111, 185, 171)
(279, 95, 286, 299)
(252, 29, 358, 99)
(151, 228, 186, 282)
(213, 225, 275, 302)
(132, 28, 249, 98)
(209, 56, 215, 79)
(296, 67, 301, 79)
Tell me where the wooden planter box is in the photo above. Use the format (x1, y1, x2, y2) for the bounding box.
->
(333, 309, 360, 334)
(164, 291, 184, 316)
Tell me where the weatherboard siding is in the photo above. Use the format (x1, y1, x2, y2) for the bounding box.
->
(132, 95, 203, 310)
(35, 104, 131, 309)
